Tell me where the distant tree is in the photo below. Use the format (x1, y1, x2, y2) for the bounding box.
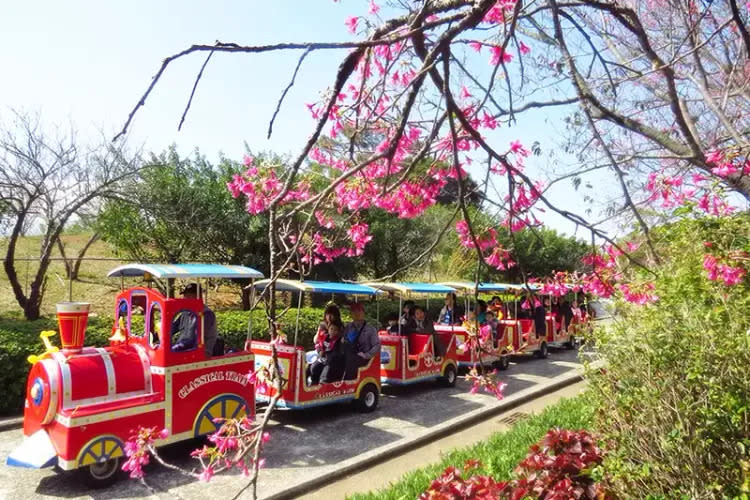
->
(96, 148, 270, 308)
(0, 111, 140, 320)
(55, 215, 100, 281)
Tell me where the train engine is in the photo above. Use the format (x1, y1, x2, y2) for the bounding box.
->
(7, 264, 260, 488)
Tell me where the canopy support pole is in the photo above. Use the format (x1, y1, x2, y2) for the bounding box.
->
(294, 291, 303, 347)
(246, 280, 256, 348)
(398, 296, 403, 335)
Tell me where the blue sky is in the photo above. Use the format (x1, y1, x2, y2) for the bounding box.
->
(0, 1, 614, 238)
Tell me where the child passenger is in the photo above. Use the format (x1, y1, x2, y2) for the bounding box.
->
(307, 322, 347, 385)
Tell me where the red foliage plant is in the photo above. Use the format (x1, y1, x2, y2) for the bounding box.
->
(420, 429, 608, 500)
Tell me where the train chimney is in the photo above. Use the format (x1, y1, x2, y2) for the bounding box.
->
(56, 302, 90, 355)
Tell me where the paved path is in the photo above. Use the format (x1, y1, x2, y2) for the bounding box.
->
(0, 348, 586, 500)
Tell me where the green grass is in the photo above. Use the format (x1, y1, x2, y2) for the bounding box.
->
(349, 394, 595, 500)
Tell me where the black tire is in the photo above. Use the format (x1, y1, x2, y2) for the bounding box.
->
(356, 383, 379, 412)
(78, 457, 123, 489)
(535, 342, 549, 359)
(440, 364, 457, 387)
(496, 355, 510, 371)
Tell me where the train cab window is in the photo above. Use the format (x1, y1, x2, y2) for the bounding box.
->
(130, 292, 147, 337)
(149, 303, 162, 349)
(170, 310, 198, 352)
(115, 299, 129, 332)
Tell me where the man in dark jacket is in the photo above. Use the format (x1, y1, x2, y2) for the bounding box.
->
(343, 303, 380, 379)
(533, 296, 547, 339)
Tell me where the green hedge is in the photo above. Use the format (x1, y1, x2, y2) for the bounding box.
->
(0, 305, 389, 415)
(0, 316, 112, 415)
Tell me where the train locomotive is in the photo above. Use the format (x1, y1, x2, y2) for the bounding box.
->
(7, 263, 263, 487)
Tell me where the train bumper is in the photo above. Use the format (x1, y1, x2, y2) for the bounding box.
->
(6, 429, 57, 468)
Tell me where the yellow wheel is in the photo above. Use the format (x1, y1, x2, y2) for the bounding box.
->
(193, 394, 249, 437)
(76, 435, 124, 488)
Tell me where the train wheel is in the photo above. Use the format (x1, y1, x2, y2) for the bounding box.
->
(440, 364, 457, 387)
(535, 342, 549, 359)
(356, 383, 379, 413)
(496, 355, 510, 371)
(76, 436, 125, 489)
(564, 338, 575, 349)
(194, 394, 249, 437)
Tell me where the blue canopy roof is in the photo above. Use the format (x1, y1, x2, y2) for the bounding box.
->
(107, 263, 264, 279)
(363, 282, 456, 295)
(253, 279, 380, 295)
(478, 282, 541, 292)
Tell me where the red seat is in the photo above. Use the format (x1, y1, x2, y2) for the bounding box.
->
(408, 334, 432, 361)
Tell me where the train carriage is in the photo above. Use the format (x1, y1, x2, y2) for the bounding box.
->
(249, 280, 382, 412)
(365, 283, 460, 387)
(435, 281, 513, 369)
(7, 263, 263, 487)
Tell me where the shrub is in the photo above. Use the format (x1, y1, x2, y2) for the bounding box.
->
(421, 429, 607, 499)
(587, 215, 750, 498)
(352, 394, 596, 500)
(0, 316, 112, 415)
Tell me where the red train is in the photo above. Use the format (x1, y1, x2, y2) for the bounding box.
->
(7, 264, 263, 487)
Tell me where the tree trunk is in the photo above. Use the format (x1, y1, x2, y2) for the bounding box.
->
(55, 237, 73, 278)
(70, 232, 100, 280)
(241, 285, 253, 311)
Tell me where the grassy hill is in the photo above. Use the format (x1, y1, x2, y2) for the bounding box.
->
(0, 232, 266, 320)
(0, 232, 123, 318)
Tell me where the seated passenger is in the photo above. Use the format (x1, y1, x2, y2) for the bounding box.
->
(180, 283, 217, 356)
(485, 310, 500, 341)
(438, 292, 460, 325)
(414, 306, 446, 357)
(399, 300, 416, 334)
(343, 303, 380, 379)
(489, 296, 505, 320)
(413, 306, 435, 334)
(533, 296, 546, 339)
(170, 310, 197, 351)
(383, 312, 400, 334)
(306, 321, 347, 384)
(475, 300, 488, 324)
(316, 304, 342, 345)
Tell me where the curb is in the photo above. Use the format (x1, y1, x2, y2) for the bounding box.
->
(263, 361, 600, 500)
(0, 417, 23, 433)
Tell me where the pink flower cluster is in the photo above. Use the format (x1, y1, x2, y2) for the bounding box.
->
(122, 427, 169, 479)
(703, 254, 747, 286)
(466, 367, 507, 400)
(618, 283, 659, 305)
(455, 220, 515, 271)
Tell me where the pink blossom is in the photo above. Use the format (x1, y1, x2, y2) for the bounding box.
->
(519, 41, 531, 55)
(510, 140, 529, 156)
(345, 16, 359, 34)
(199, 466, 215, 482)
(460, 85, 472, 99)
(468, 41, 483, 52)
(368, 0, 380, 14)
(243, 154, 255, 167)
(490, 46, 513, 65)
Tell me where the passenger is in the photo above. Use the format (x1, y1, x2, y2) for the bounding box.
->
(306, 321, 346, 384)
(476, 300, 488, 324)
(343, 303, 380, 379)
(560, 300, 574, 331)
(384, 312, 400, 334)
(489, 296, 505, 320)
(485, 310, 500, 341)
(399, 300, 417, 334)
(438, 292, 459, 325)
(315, 304, 342, 345)
(414, 306, 446, 358)
(533, 295, 546, 339)
(172, 283, 217, 355)
(413, 306, 435, 334)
